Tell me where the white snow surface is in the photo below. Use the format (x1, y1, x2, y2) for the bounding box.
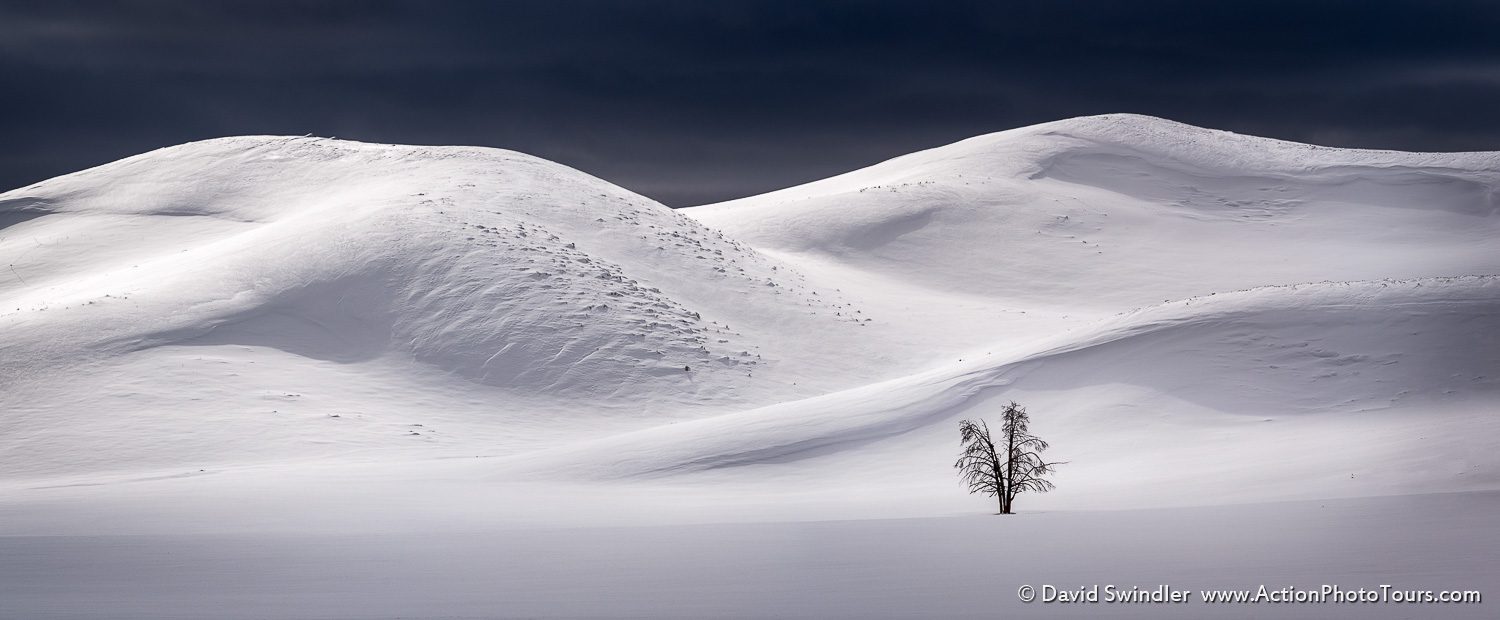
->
(1, 114, 1499, 618)
(2, 114, 1498, 514)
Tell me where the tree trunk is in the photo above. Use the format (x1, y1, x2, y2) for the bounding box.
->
(1003, 418, 1016, 515)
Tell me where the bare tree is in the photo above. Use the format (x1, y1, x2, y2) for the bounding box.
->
(955, 401, 1062, 514)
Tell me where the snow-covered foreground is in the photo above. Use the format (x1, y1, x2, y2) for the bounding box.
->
(3, 492, 1495, 619)
(2, 114, 1498, 617)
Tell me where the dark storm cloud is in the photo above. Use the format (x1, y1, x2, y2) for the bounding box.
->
(3, 0, 1500, 206)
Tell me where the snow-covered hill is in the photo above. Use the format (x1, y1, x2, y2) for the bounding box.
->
(689, 114, 1500, 347)
(2, 114, 1498, 524)
(0, 136, 884, 478)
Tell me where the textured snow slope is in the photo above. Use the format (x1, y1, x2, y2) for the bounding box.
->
(2, 115, 1498, 523)
(672, 114, 1500, 509)
(689, 114, 1500, 326)
(0, 137, 877, 478)
(498, 276, 1500, 512)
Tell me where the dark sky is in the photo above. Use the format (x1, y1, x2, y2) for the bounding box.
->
(4, 1, 1500, 206)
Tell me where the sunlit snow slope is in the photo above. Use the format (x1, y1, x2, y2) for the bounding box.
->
(671, 113, 1500, 510)
(2, 114, 1498, 524)
(0, 137, 873, 479)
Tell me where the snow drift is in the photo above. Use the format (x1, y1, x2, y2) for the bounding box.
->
(689, 114, 1500, 315)
(2, 114, 1498, 517)
(0, 137, 851, 401)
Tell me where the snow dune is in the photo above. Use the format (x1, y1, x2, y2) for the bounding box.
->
(502, 276, 1500, 513)
(0, 136, 880, 479)
(690, 114, 1499, 317)
(0, 137, 860, 401)
(1, 114, 1498, 519)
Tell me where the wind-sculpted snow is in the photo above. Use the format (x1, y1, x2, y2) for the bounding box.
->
(501, 277, 1500, 494)
(1, 117, 1498, 517)
(687, 114, 1500, 312)
(0, 137, 873, 405)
